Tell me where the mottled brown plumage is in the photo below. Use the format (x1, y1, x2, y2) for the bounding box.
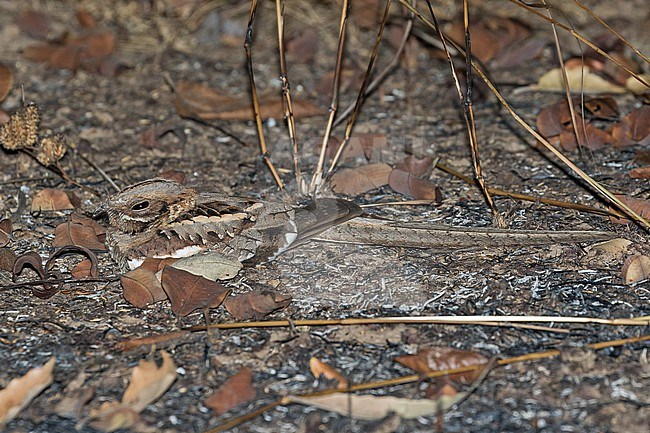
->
(96, 178, 362, 271)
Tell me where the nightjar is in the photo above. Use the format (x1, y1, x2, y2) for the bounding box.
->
(95, 178, 362, 271)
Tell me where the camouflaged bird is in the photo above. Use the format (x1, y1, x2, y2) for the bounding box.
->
(97, 178, 614, 273)
(95, 178, 362, 271)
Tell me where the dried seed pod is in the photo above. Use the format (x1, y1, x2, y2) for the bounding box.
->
(0, 102, 41, 150)
(36, 134, 67, 166)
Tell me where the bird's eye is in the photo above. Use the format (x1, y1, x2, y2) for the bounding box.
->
(131, 200, 150, 211)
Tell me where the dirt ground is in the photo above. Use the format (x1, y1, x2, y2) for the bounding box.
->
(0, 1, 648, 432)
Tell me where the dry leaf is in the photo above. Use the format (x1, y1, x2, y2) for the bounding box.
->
(86, 401, 141, 432)
(388, 169, 442, 201)
(394, 155, 434, 177)
(286, 28, 319, 64)
(626, 74, 650, 95)
(589, 238, 632, 255)
(54, 371, 94, 420)
(395, 347, 487, 382)
(525, 64, 626, 94)
(309, 357, 349, 389)
(31, 188, 75, 211)
(160, 266, 231, 316)
(630, 166, 650, 179)
(71, 259, 94, 278)
(204, 368, 256, 415)
(0, 357, 55, 425)
(330, 163, 392, 196)
(76, 9, 98, 28)
(171, 252, 242, 280)
(120, 264, 168, 309)
(0, 248, 16, 272)
(0, 63, 13, 102)
(224, 290, 291, 320)
(173, 81, 322, 121)
(327, 133, 388, 161)
(610, 106, 650, 148)
(0, 219, 12, 247)
(621, 255, 650, 285)
(122, 351, 176, 413)
(53, 222, 107, 251)
(17, 10, 50, 39)
(289, 392, 465, 420)
(608, 195, 650, 224)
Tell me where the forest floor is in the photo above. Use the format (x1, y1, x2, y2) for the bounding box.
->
(0, 1, 648, 432)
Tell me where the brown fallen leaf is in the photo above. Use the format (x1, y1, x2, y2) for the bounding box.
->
(0, 219, 12, 247)
(224, 290, 292, 320)
(630, 166, 650, 179)
(395, 347, 488, 382)
(71, 259, 94, 278)
(327, 133, 388, 161)
(388, 169, 442, 202)
(173, 81, 323, 121)
(610, 106, 650, 148)
(0, 248, 16, 272)
(86, 401, 141, 432)
(16, 10, 50, 39)
(286, 28, 319, 64)
(330, 163, 392, 196)
(309, 357, 349, 389)
(122, 351, 177, 413)
(0, 357, 55, 425)
(31, 188, 75, 212)
(120, 261, 169, 308)
(394, 155, 434, 177)
(608, 195, 650, 224)
(524, 63, 627, 94)
(160, 266, 231, 316)
(289, 392, 465, 420)
(621, 255, 650, 285)
(54, 371, 94, 420)
(53, 222, 107, 251)
(76, 9, 98, 29)
(204, 368, 256, 415)
(0, 63, 13, 102)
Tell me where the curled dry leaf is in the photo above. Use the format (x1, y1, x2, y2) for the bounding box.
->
(621, 255, 650, 285)
(173, 81, 322, 121)
(0, 357, 55, 425)
(0, 63, 13, 102)
(330, 163, 392, 196)
(289, 392, 466, 421)
(160, 266, 231, 316)
(31, 188, 75, 212)
(309, 357, 349, 389)
(204, 368, 256, 415)
(224, 290, 292, 320)
(0, 219, 12, 247)
(53, 221, 108, 251)
(120, 262, 168, 309)
(122, 351, 177, 413)
(17, 10, 50, 39)
(388, 169, 442, 202)
(395, 347, 488, 382)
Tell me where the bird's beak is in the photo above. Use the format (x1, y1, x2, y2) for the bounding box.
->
(92, 202, 109, 219)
